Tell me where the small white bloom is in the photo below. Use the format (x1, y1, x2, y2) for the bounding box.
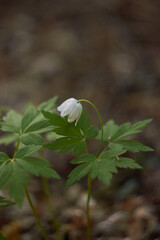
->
(57, 98, 82, 125)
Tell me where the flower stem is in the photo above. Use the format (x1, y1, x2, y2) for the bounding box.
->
(24, 186, 49, 240)
(78, 99, 104, 240)
(13, 138, 20, 157)
(78, 99, 103, 156)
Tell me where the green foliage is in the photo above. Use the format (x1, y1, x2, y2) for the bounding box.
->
(0, 97, 60, 207)
(8, 161, 30, 207)
(1, 111, 22, 133)
(0, 97, 153, 207)
(85, 126, 98, 139)
(110, 140, 153, 153)
(20, 133, 44, 146)
(16, 156, 60, 179)
(97, 119, 152, 142)
(66, 154, 96, 187)
(21, 105, 38, 132)
(43, 109, 98, 156)
(14, 145, 42, 158)
(45, 137, 86, 156)
(67, 145, 143, 187)
(0, 153, 60, 206)
(97, 120, 118, 141)
(0, 133, 18, 145)
(0, 152, 10, 164)
(114, 157, 142, 169)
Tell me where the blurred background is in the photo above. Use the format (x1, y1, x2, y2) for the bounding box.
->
(0, 0, 160, 239)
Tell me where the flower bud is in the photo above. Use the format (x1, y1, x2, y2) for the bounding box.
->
(57, 98, 82, 125)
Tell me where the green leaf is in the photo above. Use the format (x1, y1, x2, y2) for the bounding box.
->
(38, 168, 60, 179)
(73, 141, 86, 156)
(97, 120, 119, 141)
(38, 96, 58, 111)
(16, 156, 60, 179)
(14, 145, 41, 158)
(42, 111, 66, 126)
(116, 140, 153, 153)
(21, 105, 37, 132)
(53, 124, 82, 138)
(85, 126, 98, 139)
(97, 172, 113, 185)
(109, 142, 124, 151)
(0, 133, 18, 145)
(100, 148, 126, 160)
(0, 152, 10, 162)
(112, 122, 132, 140)
(66, 158, 95, 188)
(77, 109, 90, 133)
(0, 162, 13, 189)
(8, 161, 30, 207)
(45, 137, 82, 154)
(115, 157, 142, 169)
(24, 120, 50, 133)
(91, 158, 117, 180)
(112, 119, 152, 141)
(20, 133, 44, 146)
(0, 196, 15, 207)
(132, 119, 152, 130)
(71, 154, 96, 164)
(1, 111, 22, 133)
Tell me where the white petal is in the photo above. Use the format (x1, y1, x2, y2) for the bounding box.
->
(57, 98, 75, 112)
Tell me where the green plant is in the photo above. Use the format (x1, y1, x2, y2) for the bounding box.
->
(0, 97, 153, 240)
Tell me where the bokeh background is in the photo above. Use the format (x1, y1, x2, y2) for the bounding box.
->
(0, 0, 160, 239)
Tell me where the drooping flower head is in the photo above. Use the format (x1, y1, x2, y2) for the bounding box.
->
(57, 98, 82, 125)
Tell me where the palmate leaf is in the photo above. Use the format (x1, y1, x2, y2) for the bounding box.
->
(21, 105, 38, 132)
(42, 109, 96, 139)
(115, 157, 142, 169)
(66, 154, 96, 188)
(73, 141, 86, 156)
(0, 196, 15, 207)
(97, 120, 119, 141)
(0, 152, 10, 164)
(113, 140, 153, 153)
(67, 153, 117, 187)
(85, 126, 98, 139)
(0, 162, 13, 189)
(24, 119, 52, 134)
(8, 161, 30, 207)
(20, 133, 44, 146)
(112, 119, 152, 141)
(16, 156, 60, 179)
(98, 119, 152, 142)
(45, 137, 86, 156)
(14, 145, 42, 158)
(1, 111, 22, 133)
(0, 161, 30, 207)
(42, 111, 66, 127)
(0, 155, 60, 206)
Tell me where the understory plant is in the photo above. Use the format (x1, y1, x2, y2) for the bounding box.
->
(0, 97, 153, 240)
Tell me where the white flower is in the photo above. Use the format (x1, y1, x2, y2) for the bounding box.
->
(57, 98, 82, 125)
